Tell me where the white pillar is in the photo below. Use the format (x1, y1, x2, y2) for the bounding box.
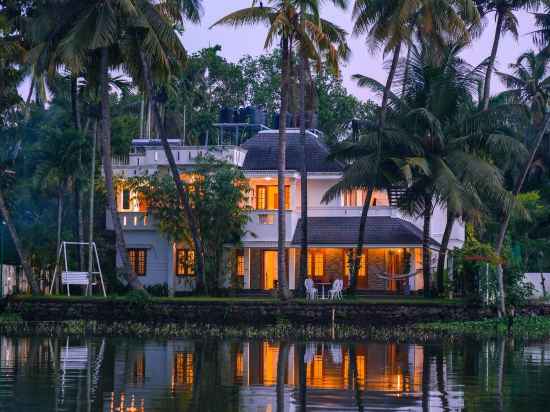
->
(289, 248, 296, 290)
(244, 248, 251, 289)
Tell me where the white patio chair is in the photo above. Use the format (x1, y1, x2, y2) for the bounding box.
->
(305, 278, 318, 300)
(329, 279, 344, 300)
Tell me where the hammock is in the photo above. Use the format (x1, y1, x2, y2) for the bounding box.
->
(376, 269, 422, 281)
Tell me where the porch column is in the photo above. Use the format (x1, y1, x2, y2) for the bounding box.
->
(168, 242, 175, 296)
(244, 248, 251, 289)
(289, 248, 296, 290)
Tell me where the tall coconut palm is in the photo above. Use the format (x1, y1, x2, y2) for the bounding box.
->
(0, 144, 40, 294)
(323, 117, 411, 292)
(349, 0, 479, 292)
(492, 50, 550, 315)
(386, 41, 506, 296)
(296, 1, 350, 296)
(52, 0, 145, 290)
(125, 0, 209, 292)
(34, 128, 88, 266)
(476, 0, 543, 110)
(212, 1, 304, 299)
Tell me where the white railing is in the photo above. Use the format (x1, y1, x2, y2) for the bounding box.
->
(106, 212, 153, 230)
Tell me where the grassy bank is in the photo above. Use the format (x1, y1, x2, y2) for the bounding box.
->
(1, 313, 549, 342)
(4, 294, 466, 305)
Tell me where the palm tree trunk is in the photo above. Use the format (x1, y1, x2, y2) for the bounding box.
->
(482, 12, 504, 111)
(137, 48, 207, 293)
(99, 47, 143, 290)
(56, 186, 64, 261)
(297, 343, 306, 412)
(278, 36, 291, 300)
(422, 345, 431, 412)
(24, 76, 35, 121)
(351, 188, 374, 294)
(70, 75, 85, 271)
(436, 212, 455, 295)
(276, 341, 289, 412)
(494, 114, 550, 315)
(423, 194, 433, 298)
(350, 345, 365, 411)
(298, 19, 308, 297)
(0, 189, 39, 294)
(380, 43, 402, 130)
(87, 121, 97, 284)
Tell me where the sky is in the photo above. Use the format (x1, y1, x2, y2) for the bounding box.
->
(183, 1, 539, 103)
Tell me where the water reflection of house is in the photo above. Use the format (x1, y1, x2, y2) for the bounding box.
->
(104, 340, 428, 411)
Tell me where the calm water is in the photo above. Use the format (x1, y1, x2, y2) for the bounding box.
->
(0, 335, 549, 411)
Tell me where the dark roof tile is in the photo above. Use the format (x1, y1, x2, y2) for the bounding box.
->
(292, 216, 440, 247)
(241, 131, 343, 172)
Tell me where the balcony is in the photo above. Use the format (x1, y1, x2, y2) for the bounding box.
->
(111, 143, 247, 176)
(106, 212, 154, 231)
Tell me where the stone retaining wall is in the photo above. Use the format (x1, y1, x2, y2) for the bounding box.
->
(8, 297, 546, 326)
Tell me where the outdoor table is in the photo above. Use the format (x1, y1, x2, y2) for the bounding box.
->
(316, 282, 331, 300)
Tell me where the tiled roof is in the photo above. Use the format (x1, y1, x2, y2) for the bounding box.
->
(291, 216, 440, 247)
(241, 130, 343, 173)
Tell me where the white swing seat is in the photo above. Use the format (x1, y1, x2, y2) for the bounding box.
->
(62, 271, 90, 286)
(61, 346, 89, 370)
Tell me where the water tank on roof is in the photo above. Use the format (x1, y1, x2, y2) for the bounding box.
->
(219, 107, 234, 123)
(272, 112, 293, 129)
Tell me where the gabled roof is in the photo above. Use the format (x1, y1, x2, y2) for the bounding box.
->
(241, 130, 343, 173)
(292, 216, 440, 248)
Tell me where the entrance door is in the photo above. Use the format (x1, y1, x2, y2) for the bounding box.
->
(263, 251, 278, 289)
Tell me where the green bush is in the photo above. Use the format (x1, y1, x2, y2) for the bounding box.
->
(145, 283, 169, 297)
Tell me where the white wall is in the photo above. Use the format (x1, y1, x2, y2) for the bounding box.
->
(523, 273, 550, 298)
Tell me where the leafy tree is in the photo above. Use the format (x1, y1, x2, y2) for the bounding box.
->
(492, 50, 550, 314)
(130, 158, 251, 291)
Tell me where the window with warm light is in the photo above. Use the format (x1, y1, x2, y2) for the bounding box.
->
(128, 249, 147, 276)
(236, 250, 245, 277)
(132, 353, 146, 385)
(342, 189, 389, 207)
(176, 249, 195, 276)
(308, 251, 324, 277)
(173, 352, 194, 385)
(255, 185, 290, 210)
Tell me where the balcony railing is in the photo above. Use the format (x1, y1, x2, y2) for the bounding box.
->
(106, 212, 153, 230)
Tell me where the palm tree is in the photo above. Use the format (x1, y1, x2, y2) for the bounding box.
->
(349, 0, 479, 293)
(491, 50, 550, 315)
(476, 0, 543, 110)
(383, 41, 506, 296)
(51, 0, 145, 290)
(0, 145, 40, 294)
(295, 1, 350, 296)
(34, 128, 88, 264)
(127, 0, 209, 292)
(212, 1, 303, 299)
(323, 121, 408, 293)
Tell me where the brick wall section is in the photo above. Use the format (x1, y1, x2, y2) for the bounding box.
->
(5, 297, 549, 326)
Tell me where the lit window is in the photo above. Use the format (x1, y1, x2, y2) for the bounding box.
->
(176, 249, 195, 276)
(132, 353, 146, 385)
(255, 185, 290, 210)
(173, 352, 193, 385)
(308, 251, 324, 277)
(128, 249, 147, 276)
(236, 251, 245, 277)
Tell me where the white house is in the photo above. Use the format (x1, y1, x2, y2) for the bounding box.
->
(108, 128, 464, 295)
